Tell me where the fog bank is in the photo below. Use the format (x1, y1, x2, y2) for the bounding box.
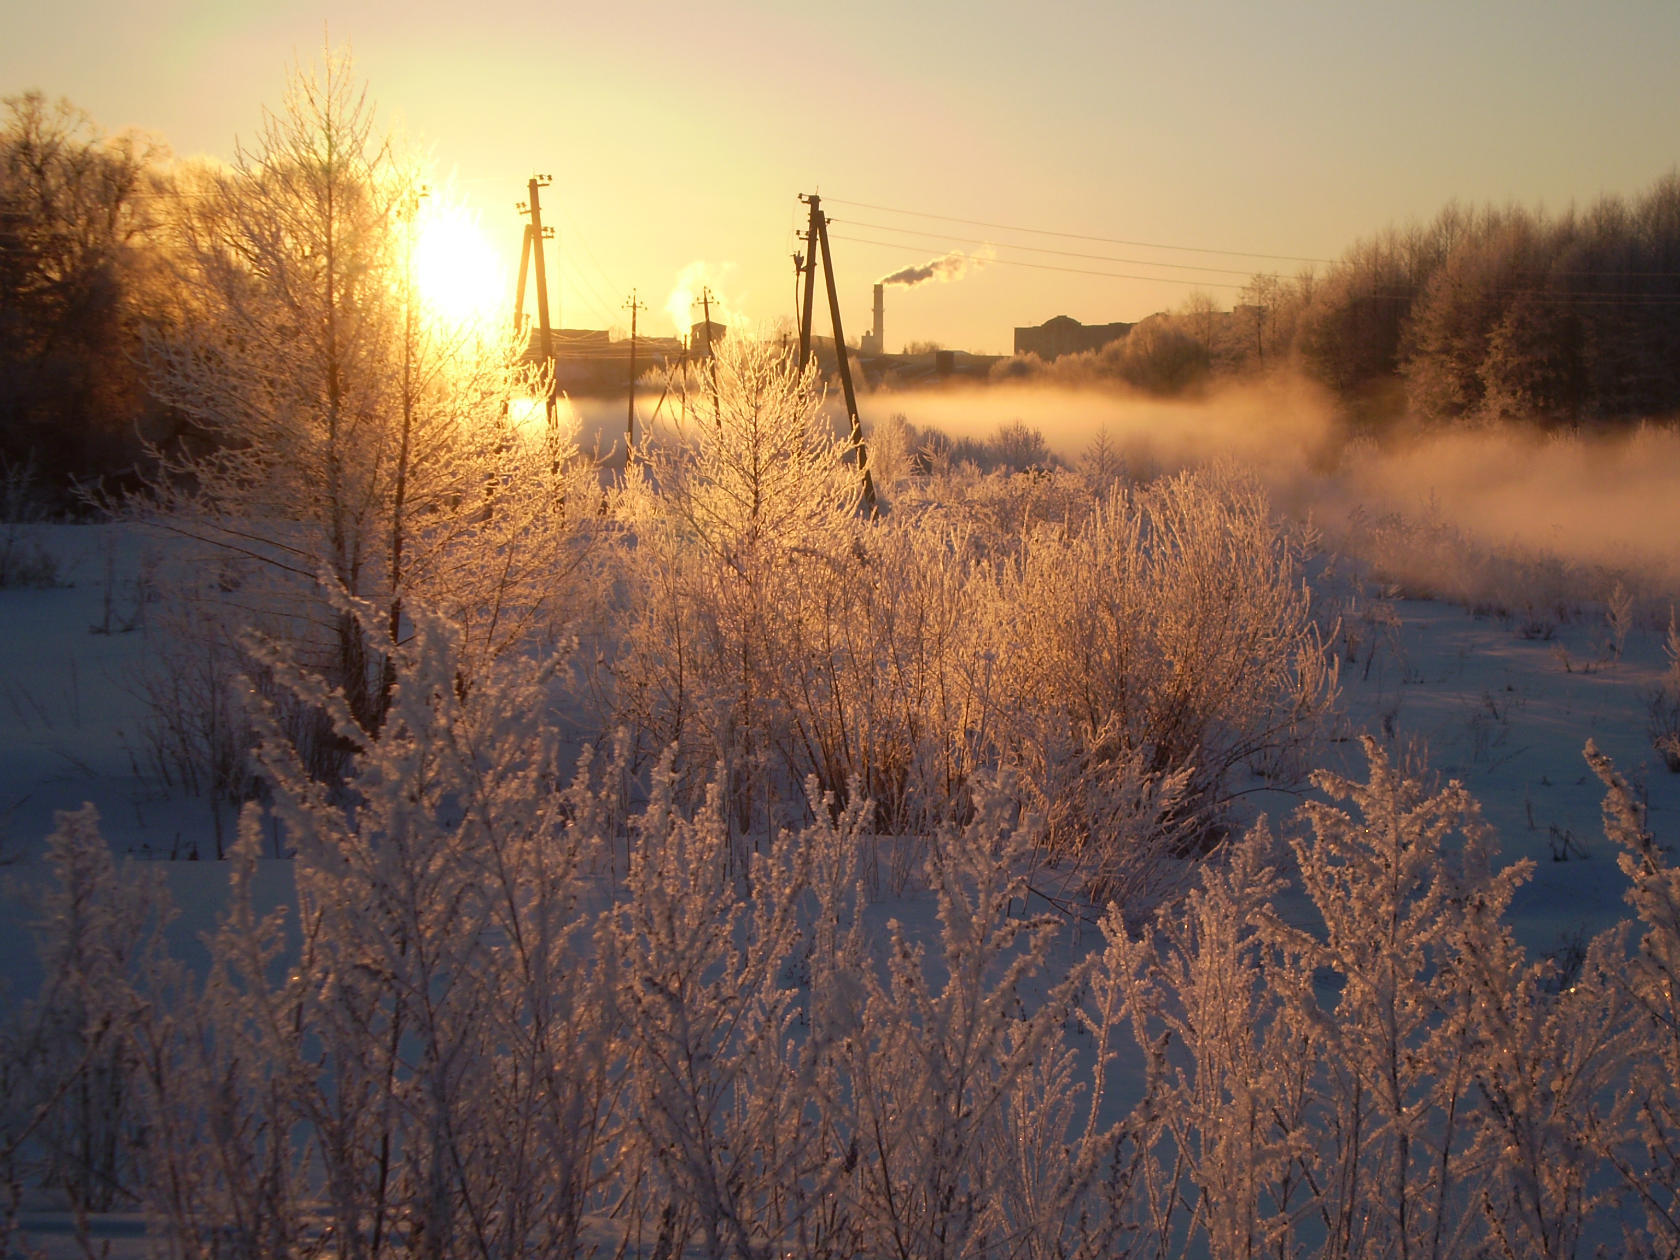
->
(863, 379, 1680, 599)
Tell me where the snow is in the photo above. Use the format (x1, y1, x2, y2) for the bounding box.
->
(2, 519, 1673, 992)
(1331, 594, 1678, 954)
(0, 523, 295, 1012)
(2, 516, 1677, 1255)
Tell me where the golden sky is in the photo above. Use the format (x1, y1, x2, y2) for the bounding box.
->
(6, 0, 1677, 353)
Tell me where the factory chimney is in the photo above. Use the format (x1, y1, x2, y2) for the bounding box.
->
(861, 284, 885, 356)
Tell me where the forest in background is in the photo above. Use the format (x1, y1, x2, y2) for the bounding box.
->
(980, 184, 1680, 428)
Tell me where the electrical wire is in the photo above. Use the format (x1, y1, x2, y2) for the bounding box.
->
(822, 195, 1335, 264)
(830, 216, 1264, 277)
(557, 256, 618, 329)
(552, 201, 628, 310)
(1299, 284, 1680, 307)
(829, 233, 1251, 291)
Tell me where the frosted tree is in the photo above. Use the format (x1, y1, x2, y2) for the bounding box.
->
(0, 92, 166, 502)
(141, 50, 590, 752)
(617, 332, 863, 832)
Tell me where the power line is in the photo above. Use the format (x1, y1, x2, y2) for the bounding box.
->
(558, 256, 618, 328)
(822, 195, 1335, 265)
(1363, 288, 1680, 306)
(829, 233, 1251, 291)
(830, 216, 1264, 277)
(552, 202, 626, 309)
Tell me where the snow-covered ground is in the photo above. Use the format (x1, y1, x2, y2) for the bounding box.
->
(1, 519, 1676, 1254)
(1329, 593, 1677, 955)
(3, 521, 1675, 980)
(0, 524, 295, 997)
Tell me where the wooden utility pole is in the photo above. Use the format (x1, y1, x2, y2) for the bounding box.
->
(798, 198, 820, 364)
(799, 193, 877, 513)
(624, 289, 645, 469)
(518, 175, 557, 427)
(698, 286, 721, 426)
(514, 223, 533, 329)
(791, 248, 805, 329)
(679, 334, 690, 428)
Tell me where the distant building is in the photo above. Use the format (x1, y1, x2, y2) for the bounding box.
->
(1013, 314, 1133, 361)
(690, 320, 726, 357)
(521, 327, 685, 396)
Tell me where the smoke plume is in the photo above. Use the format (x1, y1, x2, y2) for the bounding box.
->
(879, 245, 995, 288)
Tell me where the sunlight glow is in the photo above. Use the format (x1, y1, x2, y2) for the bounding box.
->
(506, 394, 579, 443)
(664, 261, 737, 341)
(413, 202, 503, 330)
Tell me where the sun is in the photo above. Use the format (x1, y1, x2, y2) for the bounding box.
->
(411, 202, 503, 330)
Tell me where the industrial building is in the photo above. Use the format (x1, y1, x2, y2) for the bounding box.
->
(522, 327, 686, 396)
(1012, 314, 1133, 361)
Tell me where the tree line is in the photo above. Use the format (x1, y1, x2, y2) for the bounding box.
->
(995, 177, 1680, 428)
(1295, 180, 1680, 427)
(0, 92, 175, 508)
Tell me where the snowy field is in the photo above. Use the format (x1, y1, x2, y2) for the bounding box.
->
(4, 523, 1672, 951)
(2, 514, 1678, 1256)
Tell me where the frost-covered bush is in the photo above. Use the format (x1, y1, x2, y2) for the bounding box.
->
(1, 806, 170, 1212)
(1649, 615, 1680, 772)
(1585, 741, 1680, 1254)
(979, 466, 1337, 891)
(615, 332, 867, 837)
(124, 607, 627, 1260)
(19, 670, 1680, 1255)
(620, 361, 1334, 903)
(0, 460, 61, 588)
(0, 527, 60, 590)
(761, 517, 992, 837)
(1323, 495, 1666, 640)
(1100, 738, 1651, 1257)
(126, 593, 264, 838)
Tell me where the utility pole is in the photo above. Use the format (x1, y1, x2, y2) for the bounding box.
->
(697, 286, 721, 426)
(679, 334, 690, 429)
(792, 247, 806, 332)
(624, 289, 645, 470)
(517, 175, 557, 427)
(799, 192, 877, 514)
(514, 223, 533, 329)
(798, 198, 820, 364)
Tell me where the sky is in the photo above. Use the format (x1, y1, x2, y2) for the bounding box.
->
(5, 0, 1678, 354)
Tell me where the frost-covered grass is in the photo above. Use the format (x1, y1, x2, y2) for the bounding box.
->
(3, 606, 1679, 1257)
